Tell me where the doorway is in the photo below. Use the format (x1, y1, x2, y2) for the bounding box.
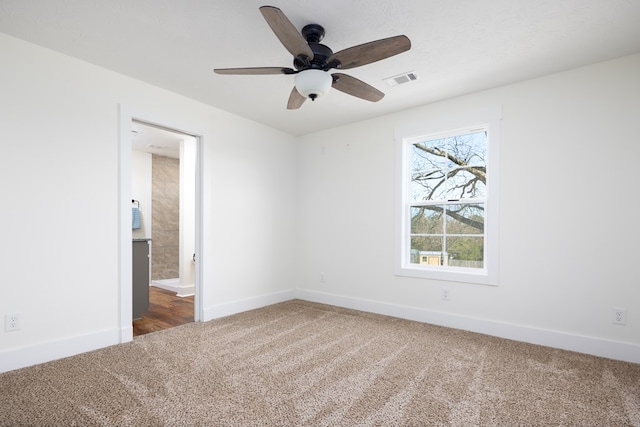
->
(131, 120, 197, 336)
(118, 108, 203, 342)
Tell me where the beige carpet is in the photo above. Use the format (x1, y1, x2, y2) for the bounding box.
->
(1, 300, 639, 426)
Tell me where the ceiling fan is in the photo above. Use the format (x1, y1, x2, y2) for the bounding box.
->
(214, 6, 411, 109)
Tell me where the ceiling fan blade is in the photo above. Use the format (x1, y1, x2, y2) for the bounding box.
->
(332, 73, 384, 102)
(259, 6, 314, 60)
(287, 87, 306, 109)
(214, 67, 295, 75)
(328, 35, 411, 70)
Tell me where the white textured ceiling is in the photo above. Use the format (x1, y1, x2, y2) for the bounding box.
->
(1, 0, 640, 136)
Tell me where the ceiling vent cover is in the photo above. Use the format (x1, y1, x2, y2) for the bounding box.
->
(384, 71, 418, 86)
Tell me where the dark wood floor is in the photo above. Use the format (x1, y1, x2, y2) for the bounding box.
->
(133, 286, 194, 337)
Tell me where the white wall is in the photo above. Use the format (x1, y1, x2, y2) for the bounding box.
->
(296, 54, 640, 363)
(0, 33, 297, 372)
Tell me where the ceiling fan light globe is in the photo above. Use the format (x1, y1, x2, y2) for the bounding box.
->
(294, 70, 332, 100)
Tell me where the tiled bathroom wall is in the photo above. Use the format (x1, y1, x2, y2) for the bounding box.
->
(151, 154, 180, 280)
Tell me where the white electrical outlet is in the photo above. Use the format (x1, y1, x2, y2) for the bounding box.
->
(441, 288, 450, 301)
(5, 313, 21, 332)
(612, 307, 627, 325)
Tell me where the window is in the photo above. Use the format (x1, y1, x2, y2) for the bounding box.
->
(395, 108, 500, 285)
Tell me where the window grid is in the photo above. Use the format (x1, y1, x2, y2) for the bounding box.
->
(404, 127, 488, 272)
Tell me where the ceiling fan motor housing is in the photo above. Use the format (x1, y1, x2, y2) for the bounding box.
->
(294, 43, 334, 71)
(293, 24, 336, 71)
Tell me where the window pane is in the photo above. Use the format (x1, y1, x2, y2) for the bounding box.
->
(410, 138, 448, 202)
(410, 236, 444, 265)
(445, 204, 484, 234)
(446, 236, 484, 268)
(410, 206, 443, 234)
(410, 130, 487, 202)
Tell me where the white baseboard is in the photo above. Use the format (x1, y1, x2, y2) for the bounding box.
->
(4, 289, 635, 374)
(202, 289, 296, 321)
(176, 286, 195, 297)
(295, 289, 640, 365)
(150, 281, 195, 297)
(0, 328, 120, 374)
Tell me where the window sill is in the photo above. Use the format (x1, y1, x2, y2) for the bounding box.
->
(395, 265, 497, 286)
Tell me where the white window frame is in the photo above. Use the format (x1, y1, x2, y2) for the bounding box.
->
(395, 106, 501, 285)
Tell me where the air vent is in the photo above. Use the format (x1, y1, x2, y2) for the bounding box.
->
(383, 71, 418, 87)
